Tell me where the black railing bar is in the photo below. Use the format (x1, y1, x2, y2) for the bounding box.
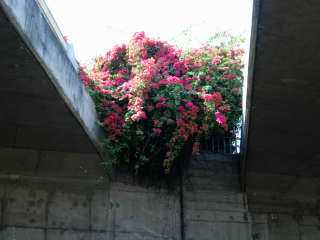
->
(212, 136, 215, 153)
(223, 138, 226, 153)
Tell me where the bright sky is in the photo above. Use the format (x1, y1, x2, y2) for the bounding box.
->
(45, 0, 253, 63)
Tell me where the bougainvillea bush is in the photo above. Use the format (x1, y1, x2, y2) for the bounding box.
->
(80, 32, 244, 179)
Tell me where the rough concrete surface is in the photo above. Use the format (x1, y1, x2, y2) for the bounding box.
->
(0, 176, 180, 240)
(1, 0, 320, 239)
(244, 0, 320, 191)
(184, 158, 251, 240)
(1, 152, 320, 240)
(0, 0, 104, 154)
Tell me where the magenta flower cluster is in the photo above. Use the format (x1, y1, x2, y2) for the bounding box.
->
(80, 32, 244, 176)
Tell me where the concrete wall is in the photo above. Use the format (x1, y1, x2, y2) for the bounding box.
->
(0, 146, 181, 240)
(183, 157, 251, 240)
(0, 177, 180, 240)
(0, 152, 246, 240)
(1, 151, 320, 240)
(248, 185, 320, 240)
(184, 157, 320, 240)
(249, 197, 320, 240)
(251, 211, 320, 240)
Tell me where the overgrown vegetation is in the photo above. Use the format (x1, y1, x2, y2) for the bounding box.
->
(80, 32, 244, 182)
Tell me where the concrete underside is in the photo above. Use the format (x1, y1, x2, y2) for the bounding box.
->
(1, 0, 320, 239)
(0, 0, 103, 154)
(0, 0, 106, 199)
(245, 0, 320, 198)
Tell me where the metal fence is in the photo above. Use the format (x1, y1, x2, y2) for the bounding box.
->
(200, 134, 241, 154)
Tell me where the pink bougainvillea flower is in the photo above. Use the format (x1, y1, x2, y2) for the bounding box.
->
(151, 83, 160, 89)
(211, 56, 221, 65)
(155, 102, 167, 109)
(100, 71, 110, 80)
(218, 104, 231, 112)
(153, 119, 160, 126)
(177, 106, 185, 112)
(153, 128, 162, 135)
(167, 76, 183, 85)
(158, 96, 166, 102)
(79, 31, 243, 176)
(215, 111, 228, 130)
(185, 101, 194, 108)
(202, 92, 223, 106)
(131, 110, 147, 121)
(103, 113, 124, 139)
(228, 48, 245, 59)
(222, 74, 237, 80)
(158, 79, 168, 85)
(215, 111, 226, 124)
(176, 118, 185, 126)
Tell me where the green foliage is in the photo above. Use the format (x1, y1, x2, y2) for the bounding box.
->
(80, 32, 244, 183)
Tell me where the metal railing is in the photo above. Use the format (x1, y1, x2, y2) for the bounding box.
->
(200, 134, 241, 154)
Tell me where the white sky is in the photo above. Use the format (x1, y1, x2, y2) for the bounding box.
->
(45, 0, 253, 63)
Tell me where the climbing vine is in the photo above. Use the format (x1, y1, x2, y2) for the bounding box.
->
(80, 32, 244, 180)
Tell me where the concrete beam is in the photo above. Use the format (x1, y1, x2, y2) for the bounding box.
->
(0, 0, 105, 156)
(244, 0, 320, 194)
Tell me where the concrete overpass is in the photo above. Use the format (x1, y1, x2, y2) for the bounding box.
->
(0, 0, 106, 178)
(1, 0, 320, 239)
(243, 0, 320, 211)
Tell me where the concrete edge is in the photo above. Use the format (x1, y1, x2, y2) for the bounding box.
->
(35, 0, 78, 69)
(0, 0, 107, 160)
(0, 173, 109, 189)
(240, 0, 261, 192)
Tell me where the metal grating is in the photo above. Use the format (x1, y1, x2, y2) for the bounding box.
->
(200, 134, 241, 154)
